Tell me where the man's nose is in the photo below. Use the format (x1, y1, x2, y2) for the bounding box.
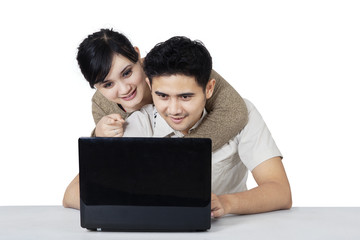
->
(168, 99, 182, 115)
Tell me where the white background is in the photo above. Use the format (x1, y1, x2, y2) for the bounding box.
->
(0, 0, 359, 207)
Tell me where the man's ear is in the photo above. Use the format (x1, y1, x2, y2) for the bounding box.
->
(205, 79, 216, 99)
(145, 77, 152, 90)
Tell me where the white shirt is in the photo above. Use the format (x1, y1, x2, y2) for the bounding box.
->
(123, 99, 282, 195)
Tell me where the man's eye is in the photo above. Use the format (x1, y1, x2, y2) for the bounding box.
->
(157, 94, 168, 99)
(181, 95, 191, 100)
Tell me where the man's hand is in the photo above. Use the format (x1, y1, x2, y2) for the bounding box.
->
(95, 114, 125, 137)
(211, 157, 291, 217)
(211, 193, 230, 218)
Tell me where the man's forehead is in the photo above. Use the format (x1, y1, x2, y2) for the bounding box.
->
(151, 74, 202, 93)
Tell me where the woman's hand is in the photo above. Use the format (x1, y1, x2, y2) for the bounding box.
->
(95, 114, 125, 137)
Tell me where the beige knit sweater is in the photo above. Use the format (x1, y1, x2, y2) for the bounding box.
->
(91, 69, 248, 151)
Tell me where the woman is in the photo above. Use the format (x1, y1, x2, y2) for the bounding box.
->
(63, 29, 248, 209)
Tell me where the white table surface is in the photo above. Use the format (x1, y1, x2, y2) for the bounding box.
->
(0, 206, 359, 239)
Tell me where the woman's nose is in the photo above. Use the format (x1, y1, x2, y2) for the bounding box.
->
(116, 82, 132, 97)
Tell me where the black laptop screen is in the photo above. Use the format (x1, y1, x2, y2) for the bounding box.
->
(79, 137, 211, 207)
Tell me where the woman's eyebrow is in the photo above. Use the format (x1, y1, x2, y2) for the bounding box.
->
(101, 79, 110, 84)
(120, 64, 132, 74)
(103, 64, 132, 82)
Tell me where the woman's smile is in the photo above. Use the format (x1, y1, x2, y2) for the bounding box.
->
(121, 88, 137, 101)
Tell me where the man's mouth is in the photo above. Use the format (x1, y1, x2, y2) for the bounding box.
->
(169, 116, 186, 124)
(121, 89, 137, 101)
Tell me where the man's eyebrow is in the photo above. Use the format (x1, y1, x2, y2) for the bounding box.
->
(178, 93, 195, 97)
(154, 91, 195, 97)
(154, 91, 168, 96)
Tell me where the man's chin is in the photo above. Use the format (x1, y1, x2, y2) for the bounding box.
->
(167, 123, 185, 133)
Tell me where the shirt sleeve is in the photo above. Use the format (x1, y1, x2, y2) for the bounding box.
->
(237, 100, 282, 171)
(91, 90, 129, 137)
(91, 90, 128, 124)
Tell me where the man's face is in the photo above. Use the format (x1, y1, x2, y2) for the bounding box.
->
(149, 74, 215, 135)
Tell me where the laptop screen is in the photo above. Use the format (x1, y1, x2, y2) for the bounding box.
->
(79, 137, 211, 208)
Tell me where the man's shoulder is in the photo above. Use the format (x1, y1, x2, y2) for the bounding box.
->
(243, 99, 256, 113)
(135, 104, 156, 116)
(123, 104, 155, 137)
(127, 104, 155, 122)
(240, 99, 263, 130)
(141, 104, 156, 113)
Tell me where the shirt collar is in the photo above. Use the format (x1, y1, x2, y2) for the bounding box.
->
(152, 106, 208, 138)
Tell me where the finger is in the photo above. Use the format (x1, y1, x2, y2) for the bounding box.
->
(211, 194, 224, 218)
(106, 117, 115, 125)
(211, 208, 225, 218)
(211, 193, 219, 208)
(112, 119, 125, 128)
(112, 129, 120, 136)
(108, 114, 124, 122)
(111, 128, 124, 137)
(106, 118, 125, 127)
(114, 132, 124, 137)
(211, 204, 220, 213)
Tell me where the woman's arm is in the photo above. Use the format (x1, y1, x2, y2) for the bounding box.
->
(186, 69, 248, 151)
(91, 90, 128, 136)
(63, 174, 80, 210)
(92, 90, 128, 123)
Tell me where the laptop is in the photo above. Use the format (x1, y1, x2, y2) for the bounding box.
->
(78, 137, 212, 231)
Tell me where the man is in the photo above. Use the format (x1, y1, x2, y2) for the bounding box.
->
(123, 36, 292, 218)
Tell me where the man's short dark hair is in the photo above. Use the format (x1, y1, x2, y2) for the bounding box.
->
(143, 36, 212, 91)
(77, 29, 139, 88)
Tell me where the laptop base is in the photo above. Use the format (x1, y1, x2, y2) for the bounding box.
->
(81, 201, 211, 232)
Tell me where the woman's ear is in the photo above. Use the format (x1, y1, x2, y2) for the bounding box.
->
(205, 79, 216, 99)
(134, 46, 141, 58)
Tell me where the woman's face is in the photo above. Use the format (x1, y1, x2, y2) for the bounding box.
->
(94, 51, 151, 112)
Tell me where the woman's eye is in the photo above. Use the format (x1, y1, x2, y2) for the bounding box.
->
(123, 69, 132, 78)
(103, 82, 113, 88)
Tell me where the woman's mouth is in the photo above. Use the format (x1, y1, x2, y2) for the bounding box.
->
(121, 89, 137, 101)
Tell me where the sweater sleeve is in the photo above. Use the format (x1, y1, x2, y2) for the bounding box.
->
(90, 90, 128, 137)
(185, 69, 248, 151)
